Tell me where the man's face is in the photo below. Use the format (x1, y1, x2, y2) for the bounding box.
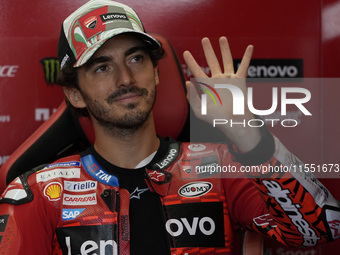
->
(76, 34, 159, 133)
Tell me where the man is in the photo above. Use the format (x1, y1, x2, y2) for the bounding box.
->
(0, 0, 339, 254)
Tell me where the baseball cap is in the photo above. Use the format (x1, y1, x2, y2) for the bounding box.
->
(58, 0, 161, 69)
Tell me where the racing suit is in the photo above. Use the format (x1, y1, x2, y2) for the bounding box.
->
(0, 127, 339, 255)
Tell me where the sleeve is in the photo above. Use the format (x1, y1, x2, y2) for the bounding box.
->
(223, 125, 340, 247)
(0, 172, 58, 254)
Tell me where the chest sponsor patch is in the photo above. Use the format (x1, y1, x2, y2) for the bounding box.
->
(178, 182, 212, 198)
(63, 193, 97, 206)
(44, 182, 63, 201)
(164, 202, 225, 248)
(64, 180, 97, 192)
(36, 168, 80, 183)
(62, 209, 85, 221)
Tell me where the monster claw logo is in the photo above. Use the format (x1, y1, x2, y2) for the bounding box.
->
(195, 81, 222, 115)
(40, 57, 60, 85)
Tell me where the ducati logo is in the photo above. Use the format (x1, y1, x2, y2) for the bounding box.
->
(84, 16, 97, 29)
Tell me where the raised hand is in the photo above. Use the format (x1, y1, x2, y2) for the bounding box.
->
(183, 36, 261, 152)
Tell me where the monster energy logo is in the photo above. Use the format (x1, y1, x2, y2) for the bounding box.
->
(40, 58, 60, 85)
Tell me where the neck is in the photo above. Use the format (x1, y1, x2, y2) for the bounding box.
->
(92, 115, 159, 169)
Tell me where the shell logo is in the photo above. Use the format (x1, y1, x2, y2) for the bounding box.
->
(44, 182, 63, 201)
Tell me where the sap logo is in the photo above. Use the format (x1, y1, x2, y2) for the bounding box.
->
(165, 217, 215, 237)
(65, 236, 117, 254)
(62, 209, 85, 220)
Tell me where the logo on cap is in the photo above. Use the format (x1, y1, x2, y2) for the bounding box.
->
(84, 16, 97, 29)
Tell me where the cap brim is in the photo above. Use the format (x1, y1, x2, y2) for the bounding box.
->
(74, 29, 161, 68)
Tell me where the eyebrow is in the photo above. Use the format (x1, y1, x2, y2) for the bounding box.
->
(83, 56, 112, 71)
(84, 45, 148, 71)
(124, 45, 148, 57)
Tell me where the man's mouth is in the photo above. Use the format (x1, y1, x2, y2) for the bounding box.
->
(107, 87, 148, 104)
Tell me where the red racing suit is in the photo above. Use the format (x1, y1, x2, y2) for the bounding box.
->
(0, 130, 340, 254)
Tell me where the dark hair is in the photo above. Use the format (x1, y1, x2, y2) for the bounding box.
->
(56, 42, 165, 117)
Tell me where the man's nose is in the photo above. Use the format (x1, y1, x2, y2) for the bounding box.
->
(117, 64, 135, 88)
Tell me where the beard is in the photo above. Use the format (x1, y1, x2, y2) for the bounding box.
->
(81, 86, 156, 137)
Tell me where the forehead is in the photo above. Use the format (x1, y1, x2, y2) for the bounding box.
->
(90, 34, 145, 58)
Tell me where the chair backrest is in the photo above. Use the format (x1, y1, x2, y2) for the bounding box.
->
(0, 33, 189, 193)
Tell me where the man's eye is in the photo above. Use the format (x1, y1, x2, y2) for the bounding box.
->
(95, 65, 108, 73)
(131, 55, 143, 63)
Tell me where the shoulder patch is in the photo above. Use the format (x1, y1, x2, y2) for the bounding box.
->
(0, 173, 33, 205)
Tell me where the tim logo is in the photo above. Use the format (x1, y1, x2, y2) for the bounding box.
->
(40, 58, 60, 85)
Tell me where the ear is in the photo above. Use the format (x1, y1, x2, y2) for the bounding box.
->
(63, 86, 87, 109)
(154, 66, 160, 85)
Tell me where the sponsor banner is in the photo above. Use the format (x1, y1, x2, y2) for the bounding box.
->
(182, 59, 303, 80)
(40, 57, 59, 85)
(234, 59, 303, 79)
(0, 65, 19, 78)
(0, 116, 10, 123)
(56, 225, 117, 254)
(36, 168, 81, 183)
(63, 193, 97, 206)
(64, 180, 97, 192)
(164, 202, 225, 247)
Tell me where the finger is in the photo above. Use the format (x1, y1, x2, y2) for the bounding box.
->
(201, 37, 222, 76)
(236, 45, 253, 78)
(219, 36, 234, 74)
(185, 80, 201, 109)
(183, 50, 207, 78)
